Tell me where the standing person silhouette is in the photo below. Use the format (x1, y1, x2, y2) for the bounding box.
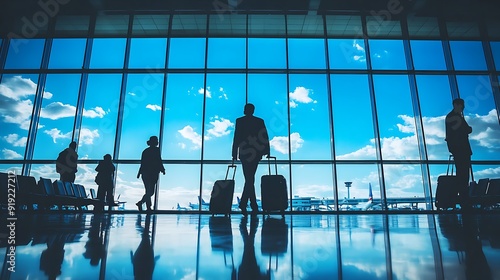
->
(232, 103, 270, 216)
(136, 136, 165, 212)
(56, 141, 78, 182)
(445, 98, 473, 210)
(95, 154, 116, 210)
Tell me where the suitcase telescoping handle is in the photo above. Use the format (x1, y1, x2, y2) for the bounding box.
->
(225, 164, 237, 180)
(267, 156, 278, 175)
(446, 155, 454, 176)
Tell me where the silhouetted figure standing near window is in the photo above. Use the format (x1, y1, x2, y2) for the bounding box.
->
(95, 154, 116, 210)
(56, 141, 78, 182)
(137, 136, 165, 212)
(445, 98, 473, 210)
(232, 104, 270, 216)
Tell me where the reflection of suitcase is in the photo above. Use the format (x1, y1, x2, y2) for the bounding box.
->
(261, 217, 288, 274)
(210, 165, 236, 217)
(435, 156, 458, 210)
(261, 157, 288, 217)
(209, 216, 235, 276)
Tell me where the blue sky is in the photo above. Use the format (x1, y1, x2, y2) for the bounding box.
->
(1, 38, 500, 210)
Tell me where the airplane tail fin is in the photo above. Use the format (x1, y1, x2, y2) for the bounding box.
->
(236, 196, 240, 204)
(368, 183, 373, 201)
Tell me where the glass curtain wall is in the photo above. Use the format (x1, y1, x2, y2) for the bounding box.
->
(1, 13, 499, 211)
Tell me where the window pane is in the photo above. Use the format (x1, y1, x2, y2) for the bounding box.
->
(203, 74, 245, 160)
(207, 38, 246, 68)
(366, 18, 401, 37)
(248, 15, 285, 36)
(289, 74, 331, 160)
(132, 15, 169, 36)
(115, 164, 142, 210)
(89, 38, 126, 69)
(291, 164, 334, 209)
(373, 75, 419, 160)
(0, 74, 37, 159)
(128, 38, 167, 69)
(325, 15, 362, 37)
(248, 74, 288, 161)
(54, 15, 90, 37)
(171, 15, 207, 36)
(369, 40, 407, 70)
(410, 40, 446, 70)
(5, 39, 45, 69)
(168, 38, 206, 69)
(332, 75, 376, 160)
(328, 39, 367, 70)
(94, 15, 129, 36)
(456, 75, 500, 160)
(209, 14, 246, 36)
(416, 75, 453, 160)
(383, 164, 425, 208)
(446, 21, 480, 38)
(248, 38, 286, 69)
(336, 164, 380, 211)
(119, 74, 163, 159)
(449, 41, 487, 70)
(407, 17, 440, 38)
(48, 38, 86, 69)
(78, 74, 122, 159)
(33, 74, 81, 160)
(288, 39, 326, 69)
(162, 74, 204, 160)
(490, 42, 500, 70)
(158, 164, 200, 210)
(287, 15, 324, 36)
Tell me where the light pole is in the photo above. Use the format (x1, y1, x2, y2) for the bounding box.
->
(345, 182, 352, 200)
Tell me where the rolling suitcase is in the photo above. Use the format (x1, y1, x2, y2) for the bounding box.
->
(261, 156, 288, 217)
(435, 155, 458, 210)
(210, 164, 236, 217)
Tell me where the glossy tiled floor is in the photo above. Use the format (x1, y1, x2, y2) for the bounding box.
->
(1, 212, 500, 280)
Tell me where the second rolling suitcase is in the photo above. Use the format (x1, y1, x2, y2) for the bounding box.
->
(435, 155, 459, 210)
(261, 156, 288, 217)
(210, 164, 236, 217)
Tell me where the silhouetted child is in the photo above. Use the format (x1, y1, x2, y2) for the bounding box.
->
(95, 154, 116, 210)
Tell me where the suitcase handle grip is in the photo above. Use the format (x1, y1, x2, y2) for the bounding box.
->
(225, 164, 237, 180)
(267, 156, 278, 175)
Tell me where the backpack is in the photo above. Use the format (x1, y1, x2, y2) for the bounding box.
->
(56, 149, 67, 173)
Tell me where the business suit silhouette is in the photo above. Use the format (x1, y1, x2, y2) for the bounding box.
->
(232, 104, 270, 216)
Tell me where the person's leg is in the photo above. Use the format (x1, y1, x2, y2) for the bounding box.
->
(105, 184, 115, 207)
(142, 174, 158, 210)
(454, 153, 471, 209)
(242, 161, 259, 211)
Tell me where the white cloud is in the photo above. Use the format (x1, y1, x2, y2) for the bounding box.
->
(468, 109, 500, 149)
(3, 133, 27, 147)
(206, 117, 234, 137)
(83, 106, 106, 118)
(289, 100, 298, 108)
(178, 143, 186, 149)
(79, 128, 100, 145)
(43, 128, 71, 143)
(0, 75, 53, 100)
(178, 125, 202, 149)
(128, 92, 136, 96)
(198, 87, 212, 98)
(217, 87, 228, 100)
(270, 132, 304, 154)
(146, 104, 162, 111)
(289, 86, 315, 106)
(476, 166, 500, 178)
(40, 101, 76, 120)
(2, 148, 22, 159)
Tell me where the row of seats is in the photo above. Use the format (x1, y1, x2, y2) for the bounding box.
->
(1, 172, 103, 211)
(470, 178, 500, 209)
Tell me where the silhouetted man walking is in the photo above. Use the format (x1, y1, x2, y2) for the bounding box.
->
(445, 98, 473, 210)
(56, 141, 78, 182)
(232, 103, 270, 216)
(137, 136, 165, 212)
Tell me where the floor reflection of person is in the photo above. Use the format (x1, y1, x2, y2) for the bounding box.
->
(462, 214, 491, 280)
(83, 214, 109, 266)
(40, 234, 66, 280)
(238, 215, 266, 280)
(131, 214, 160, 280)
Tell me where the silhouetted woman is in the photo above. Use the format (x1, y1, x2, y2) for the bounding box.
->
(136, 136, 165, 211)
(95, 154, 116, 210)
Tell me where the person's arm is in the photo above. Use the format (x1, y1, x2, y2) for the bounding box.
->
(261, 119, 270, 156)
(158, 149, 165, 175)
(232, 119, 240, 160)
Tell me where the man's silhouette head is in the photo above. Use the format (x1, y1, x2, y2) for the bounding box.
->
(244, 103, 255, 116)
(147, 136, 159, 147)
(452, 98, 465, 114)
